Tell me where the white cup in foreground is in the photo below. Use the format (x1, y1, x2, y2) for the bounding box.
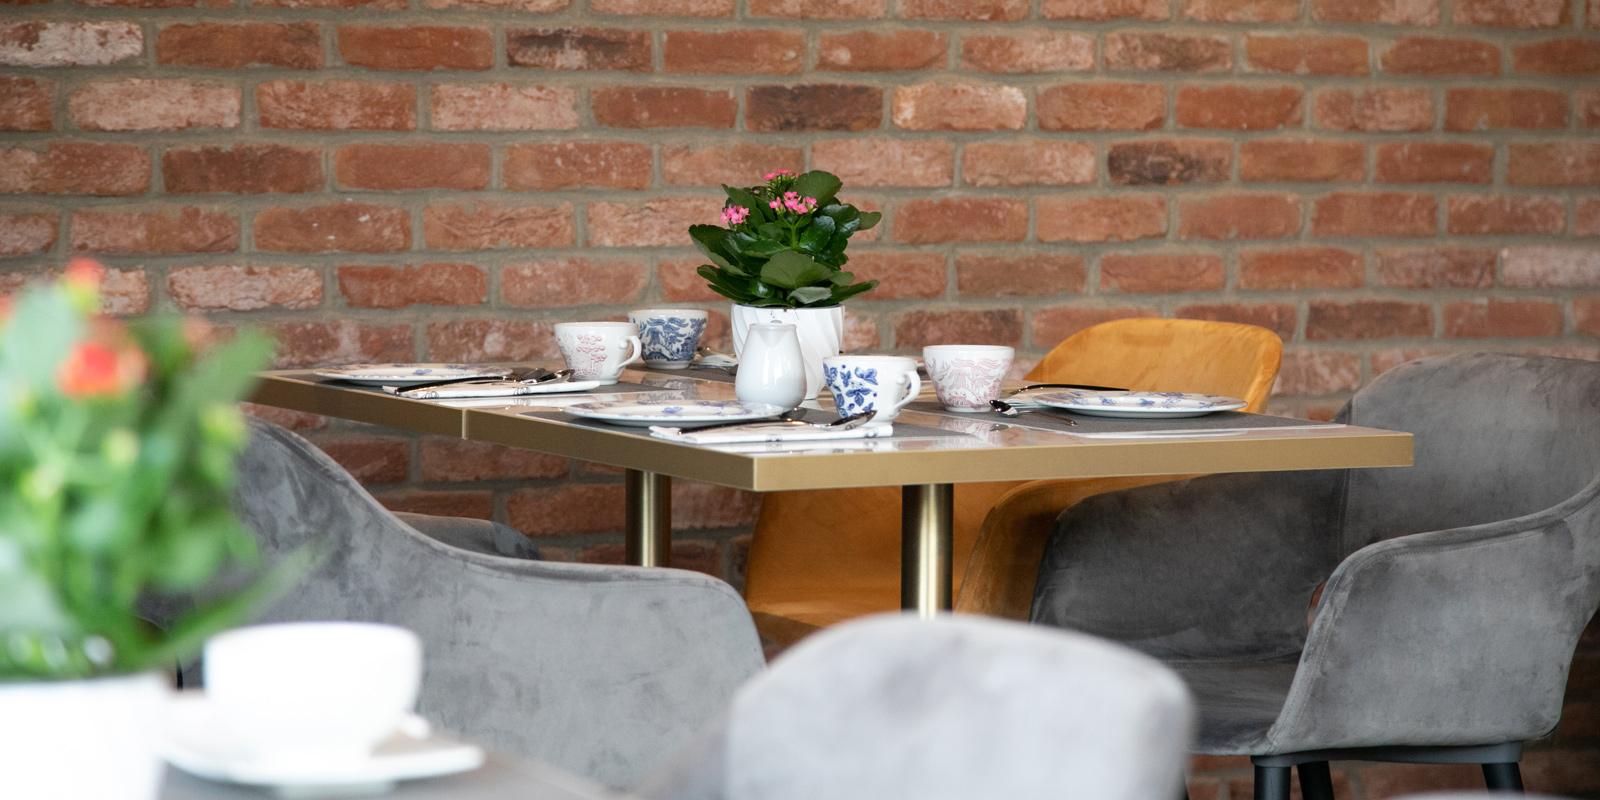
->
(823, 355, 922, 423)
(554, 321, 643, 385)
(204, 622, 421, 765)
(923, 345, 1015, 413)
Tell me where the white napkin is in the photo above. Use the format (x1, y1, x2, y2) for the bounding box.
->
(649, 422, 894, 445)
(383, 379, 602, 400)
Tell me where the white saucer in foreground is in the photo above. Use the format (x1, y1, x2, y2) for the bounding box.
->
(160, 692, 483, 799)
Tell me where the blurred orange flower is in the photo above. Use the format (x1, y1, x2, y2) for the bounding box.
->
(58, 335, 146, 399)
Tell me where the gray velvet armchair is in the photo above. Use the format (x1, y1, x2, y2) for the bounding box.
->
(1031, 353, 1600, 798)
(639, 615, 1195, 800)
(152, 418, 765, 790)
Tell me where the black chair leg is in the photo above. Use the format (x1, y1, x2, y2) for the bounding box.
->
(1299, 761, 1336, 800)
(1483, 762, 1525, 792)
(1255, 765, 1292, 800)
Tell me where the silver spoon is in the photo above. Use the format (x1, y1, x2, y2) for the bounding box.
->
(990, 398, 1076, 426)
(665, 409, 874, 435)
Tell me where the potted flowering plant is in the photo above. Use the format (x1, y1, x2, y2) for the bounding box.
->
(0, 261, 275, 800)
(690, 169, 881, 398)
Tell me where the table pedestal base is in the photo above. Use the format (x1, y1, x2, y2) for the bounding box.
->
(625, 469, 671, 568)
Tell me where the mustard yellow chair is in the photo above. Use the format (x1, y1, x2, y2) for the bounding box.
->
(743, 318, 1284, 647)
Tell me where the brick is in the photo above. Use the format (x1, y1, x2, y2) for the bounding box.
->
(69, 79, 239, 132)
(504, 142, 650, 191)
(157, 23, 320, 69)
(78, 0, 232, 7)
(1312, 192, 1437, 237)
(662, 143, 803, 187)
(509, 484, 623, 536)
(1375, 143, 1493, 184)
(961, 32, 1093, 73)
(1274, 350, 1360, 396)
(378, 491, 493, 522)
(337, 263, 486, 308)
(746, 85, 881, 132)
(0, 77, 52, 131)
(426, 319, 558, 363)
(841, 252, 947, 300)
(0, 22, 142, 67)
(257, 81, 415, 131)
(812, 138, 953, 188)
(893, 309, 1023, 349)
(658, 258, 722, 302)
(1108, 139, 1231, 186)
(1502, 246, 1600, 288)
(1447, 195, 1565, 235)
(0, 210, 56, 257)
(900, 0, 1026, 19)
(587, 196, 722, 247)
(1382, 37, 1500, 75)
(893, 198, 1027, 244)
(419, 437, 567, 483)
(1179, 194, 1301, 240)
(163, 144, 322, 195)
(507, 28, 650, 71)
(255, 203, 410, 253)
(338, 26, 491, 71)
(0, 142, 150, 196)
(1239, 247, 1363, 290)
(314, 436, 409, 485)
(963, 140, 1094, 187)
(821, 30, 947, 72)
(1514, 39, 1600, 75)
(1031, 306, 1158, 347)
(1311, 0, 1438, 24)
(1176, 85, 1302, 131)
(1581, 298, 1600, 336)
(1314, 88, 1433, 132)
(1105, 33, 1230, 72)
(749, 0, 885, 17)
(267, 321, 413, 369)
(1175, 303, 1296, 339)
(241, 403, 326, 433)
(1037, 195, 1167, 243)
(430, 84, 579, 131)
(1306, 301, 1432, 340)
(1241, 139, 1364, 183)
(1246, 35, 1368, 76)
(254, 0, 405, 8)
(169, 265, 321, 311)
(502, 258, 648, 307)
(1508, 142, 1600, 187)
(422, 0, 567, 9)
(72, 206, 238, 255)
(1460, 0, 1566, 28)
(1042, 0, 1166, 19)
(956, 253, 1085, 297)
(664, 30, 802, 75)
(590, 0, 733, 14)
(1376, 247, 1495, 288)
(334, 144, 489, 190)
(892, 82, 1026, 131)
(1583, 90, 1600, 129)
(1445, 299, 1562, 338)
(1037, 83, 1164, 131)
(1101, 253, 1224, 293)
(594, 86, 737, 129)
(1181, 0, 1296, 21)
(1580, 199, 1600, 236)
(423, 201, 575, 250)
(1446, 88, 1568, 131)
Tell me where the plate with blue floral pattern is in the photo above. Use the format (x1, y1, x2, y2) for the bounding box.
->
(313, 364, 512, 386)
(1032, 390, 1246, 419)
(565, 399, 788, 427)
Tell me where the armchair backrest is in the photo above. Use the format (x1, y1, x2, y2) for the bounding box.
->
(1339, 353, 1600, 553)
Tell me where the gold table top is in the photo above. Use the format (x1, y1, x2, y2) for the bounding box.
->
(251, 366, 1413, 492)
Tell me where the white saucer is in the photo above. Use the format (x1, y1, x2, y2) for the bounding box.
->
(159, 693, 483, 798)
(565, 399, 787, 427)
(312, 364, 511, 387)
(1032, 390, 1247, 419)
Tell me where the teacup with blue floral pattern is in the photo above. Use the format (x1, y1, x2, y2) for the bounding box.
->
(822, 355, 922, 423)
(628, 309, 709, 370)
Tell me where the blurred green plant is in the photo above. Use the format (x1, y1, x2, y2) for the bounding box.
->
(0, 260, 279, 680)
(691, 169, 882, 308)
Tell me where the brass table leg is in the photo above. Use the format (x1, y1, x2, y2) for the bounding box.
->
(901, 483, 954, 618)
(625, 469, 671, 567)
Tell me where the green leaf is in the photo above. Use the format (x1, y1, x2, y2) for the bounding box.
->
(798, 214, 836, 254)
(792, 171, 842, 206)
(689, 225, 736, 262)
(830, 270, 856, 286)
(855, 211, 882, 232)
(697, 266, 758, 304)
(3, 285, 81, 395)
(722, 185, 770, 224)
(829, 279, 878, 304)
(759, 251, 833, 290)
(788, 286, 835, 306)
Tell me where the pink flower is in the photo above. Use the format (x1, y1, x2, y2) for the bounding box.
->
(768, 200, 782, 211)
(763, 169, 795, 181)
(720, 205, 750, 226)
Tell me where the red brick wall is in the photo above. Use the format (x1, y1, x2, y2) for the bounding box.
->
(3, 1, 1599, 794)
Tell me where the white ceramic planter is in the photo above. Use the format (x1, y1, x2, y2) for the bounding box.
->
(0, 671, 168, 800)
(730, 304, 844, 400)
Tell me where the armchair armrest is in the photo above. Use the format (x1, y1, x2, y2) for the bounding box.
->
(1031, 468, 1347, 660)
(1264, 477, 1600, 752)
